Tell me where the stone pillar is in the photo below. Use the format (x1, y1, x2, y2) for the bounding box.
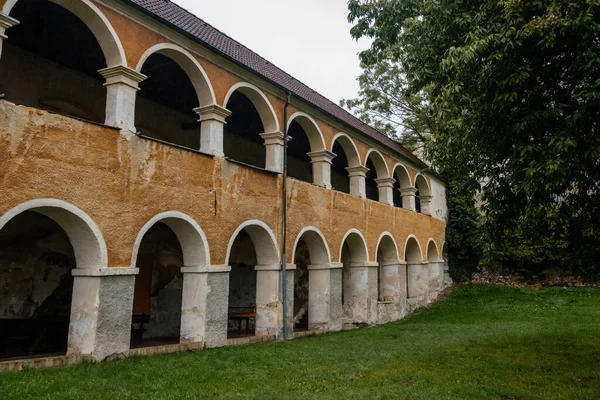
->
(307, 149, 336, 188)
(98, 65, 147, 132)
(379, 261, 401, 302)
(397, 261, 408, 317)
(375, 177, 396, 206)
(180, 265, 230, 348)
(329, 263, 344, 332)
(345, 262, 377, 324)
(407, 261, 428, 306)
(346, 165, 369, 198)
(68, 267, 138, 362)
(366, 262, 379, 325)
(400, 187, 418, 211)
(260, 131, 286, 173)
(255, 263, 282, 337)
(307, 264, 331, 331)
(428, 260, 444, 295)
(420, 195, 433, 216)
(195, 104, 231, 156)
(283, 264, 295, 339)
(0, 13, 19, 60)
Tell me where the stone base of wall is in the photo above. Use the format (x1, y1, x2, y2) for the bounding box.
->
(0, 354, 92, 373)
(226, 335, 276, 347)
(292, 329, 327, 339)
(129, 341, 203, 358)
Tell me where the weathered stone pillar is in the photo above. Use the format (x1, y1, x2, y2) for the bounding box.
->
(307, 149, 336, 188)
(427, 260, 444, 297)
(69, 267, 138, 362)
(283, 264, 295, 339)
(307, 264, 330, 331)
(366, 262, 379, 325)
(195, 104, 231, 156)
(255, 263, 282, 337)
(401, 187, 418, 211)
(260, 131, 286, 173)
(98, 65, 147, 132)
(407, 261, 428, 306)
(397, 261, 408, 317)
(375, 177, 396, 206)
(329, 263, 344, 332)
(420, 195, 433, 216)
(345, 262, 377, 324)
(346, 165, 369, 198)
(180, 265, 230, 348)
(377, 261, 402, 324)
(0, 13, 19, 60)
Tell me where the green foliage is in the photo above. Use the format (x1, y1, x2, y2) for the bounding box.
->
(348, 0, 600, 277)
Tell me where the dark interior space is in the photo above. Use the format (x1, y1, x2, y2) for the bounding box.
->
(224, 91, 266, 168)
(0, 0, 107, 123)
(393, 174, 402, 207)
(0, 211, 75, 361)
(331, 141, 350, 193)
(137, 53, 200, 149)
(365, 158, 379, 201)
(228, 230, 257, 338)
(415, 186, 422, 213)
(287, 121, 313, 183)
(131, 222, 183, 348)
(293, 238, 310, 331)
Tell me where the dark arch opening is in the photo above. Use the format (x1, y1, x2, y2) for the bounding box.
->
(136, 54, 200, 149)
(224, 91, 266, 168)
(365, 158, 379, 201)
(287, 121, 313, 183)
(0, 0, 107, 123)
(228, 229, 257, 338)
(331, 141, 350, 193)
(293, 237, 310, 332)
(131, 222, 183, 348)
(0, 211, 75, 360)
(415, 184, 422, 213)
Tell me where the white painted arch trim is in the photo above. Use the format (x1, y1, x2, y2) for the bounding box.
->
(4, 0, 127, 67)
(365, 148, 391, 178)
(224, 219, 280, 266)
(291, 226, 332, 265)
(426, 238, 440, 261)
(0, 199, 108, 269)
(375, 231, 400, 263)
(223, 82, 280, 133)
(287, 112, 326, 152)
(414, 173, 432, 196)
(136, 43, 216, 107)
(338, 228, 369, 263)
(331, 132, 361, 167)
(131, 211, 211, 268)
(403, 234, 424, 263)
(392, 162, 413, 188)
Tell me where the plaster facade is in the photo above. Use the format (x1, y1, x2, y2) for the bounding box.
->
(0, 0, 450, 363)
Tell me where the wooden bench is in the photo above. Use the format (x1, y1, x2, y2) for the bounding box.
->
(227, 307, 256, 335)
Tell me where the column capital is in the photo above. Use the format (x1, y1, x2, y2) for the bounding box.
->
(194, 104, 232, 123)
(307, 149, 336, 164)
(259, 131, 290, 146)
(400, 187, 418, 196)
(72, 267, 139, 277)
(345, 165, 369, 177)
(98, 65, 147, 90)
(375, 177, 396, 188)
(420, 195, 433, 202)
(255, 263, 281, 271)
(181, 265, 231, 274)
(379, 259, 402, 267)
(0, 13, 19, 31)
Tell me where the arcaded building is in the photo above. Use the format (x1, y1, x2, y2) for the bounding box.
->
(0, 0, 448, 365)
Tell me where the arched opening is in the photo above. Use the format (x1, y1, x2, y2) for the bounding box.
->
(0, 211, 75, 360)
(376, 235, 398, 301)
(287, 120, 313, 183)
(365, 158, 378, 201)
(131, 222, 183, 348)
(227, 229, 257, 337)
(331, 134, 360, 194)
(393, 165, 412, 208)
(0, 0, 108, 123)
(365, 150, 390, 202)
(340, 231, 368, 324)
(224, 91, 266, 168)
(415, 175, 431, 214)
(136, 53, 200, 149)
(292, 237, 310, 331)
(427, 240, 439, 262)
(404, 237, 422, 299)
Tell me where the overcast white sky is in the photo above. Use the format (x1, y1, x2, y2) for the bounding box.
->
(172, 0, 371, 104)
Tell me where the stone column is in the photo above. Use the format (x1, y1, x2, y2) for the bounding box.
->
(366, 262, 379, 325)
(400, 187, 418, 211)
(328, 262, 344, 332)
(283, 264, 295, 339)
(180, 265, 230, 348)
(407, 261, 428, 306)
(260, 131, 286, 173)
(307, 149, 336, 188)
(307, 264, 331, 331)
(98, 65, 147, 132)
(69, 267, 138, 362)
(375, 177, 396, 206)
(345, 262, 376, 324)
(255, 263, 282, 337)
(0, 13, 19, 60)
(195, 104, 231, 156)
(429, 259, 445, 295)
(377, 261, 402, 324)
(346, 165, 369, 198)
(420, 195, 433, 216)
(397, 261, 408, 317)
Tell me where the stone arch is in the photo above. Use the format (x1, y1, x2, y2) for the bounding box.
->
(136, 43, 216, 107)
(225, 220, 279, 267)
(365, 149, 390, 179)
(0, 199, 107, 269)
(403, 235, 423, 263)
(376, 232, 400, 263)
(331, 132, 361, 167)
(223, 82, 279, 133)
(414, 173, 432, 197)
(291, 226, 331, 265)
(287, 112, 326, 152)
(392, 163, 412, 188)
(339, 229, 369, 263)
(131, 211, 210, 269)
(3, 0, 127, 67)
(426, 238, 440, 261)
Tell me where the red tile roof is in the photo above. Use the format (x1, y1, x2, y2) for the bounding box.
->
(122, 0, 428, 169)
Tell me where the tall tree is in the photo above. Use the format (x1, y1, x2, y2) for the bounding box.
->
(348, 0, 600, 276)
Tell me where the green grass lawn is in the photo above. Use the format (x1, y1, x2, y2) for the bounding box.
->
(1, 285, 599, 399)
